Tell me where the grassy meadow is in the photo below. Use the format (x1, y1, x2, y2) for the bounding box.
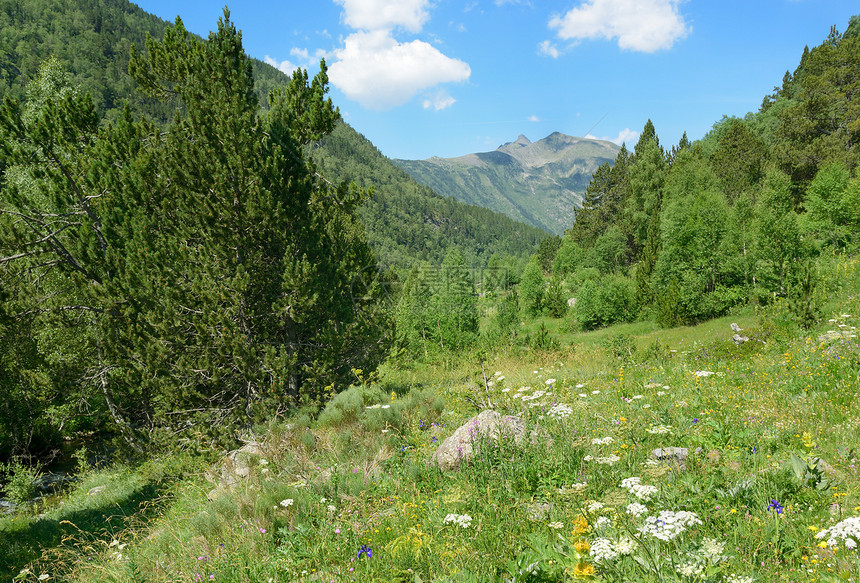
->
(3, 257, 860, 583)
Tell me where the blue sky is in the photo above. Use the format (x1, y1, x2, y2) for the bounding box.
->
(132, 0, 859, 160)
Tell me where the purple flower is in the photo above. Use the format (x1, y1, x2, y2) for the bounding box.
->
(357, 544, 373, 559)
(431, 436, 438, 444)
(767, 500, 783, 514)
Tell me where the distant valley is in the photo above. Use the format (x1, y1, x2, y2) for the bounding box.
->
(394, 132, 620, 234)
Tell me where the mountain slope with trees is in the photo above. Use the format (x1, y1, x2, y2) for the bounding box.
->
(0, 0, 546, 269)
(394, 132, 620, 234)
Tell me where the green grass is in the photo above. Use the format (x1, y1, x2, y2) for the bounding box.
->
(6, 259, 860, 583)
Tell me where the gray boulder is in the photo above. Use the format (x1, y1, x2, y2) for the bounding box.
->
(433, 410, 527, 471)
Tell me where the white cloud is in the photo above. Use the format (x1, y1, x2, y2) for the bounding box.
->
(329, 30, 471, 110)
(423, 90, 456, 111)
(549, 0, 690, 52)
(334, 0, 430, 32)
(527, 115, 540, 122)
(538, 40, 560, 58)
(265, 55, 298, 75)
(586, 128, 639, 145)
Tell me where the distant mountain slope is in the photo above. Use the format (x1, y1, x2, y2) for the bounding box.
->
(0, 0, 546, 267)
(394, 133, 620, 234)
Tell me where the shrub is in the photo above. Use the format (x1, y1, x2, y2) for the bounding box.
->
(575, 275, 634, 330)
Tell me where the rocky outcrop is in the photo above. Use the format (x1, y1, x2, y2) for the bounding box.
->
(433, 410, 528, 471)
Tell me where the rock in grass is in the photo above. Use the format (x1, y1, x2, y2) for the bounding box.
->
(433, 410, 527, 471)
(651, 447, 692, 469)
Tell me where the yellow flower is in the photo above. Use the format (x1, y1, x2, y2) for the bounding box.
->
(574, 540, 590, 553)
(818, 541, 828, 548)
(572, 563, 596, 578)
(808, 525, 818, 532)
(571, 515, 589, 535)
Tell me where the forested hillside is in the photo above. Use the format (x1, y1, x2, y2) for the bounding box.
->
(0, 0, 545, 269)
(538, 15, 860, 332)
(394, 132, 620, 234)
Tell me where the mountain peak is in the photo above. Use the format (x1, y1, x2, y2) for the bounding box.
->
(515, 134, 531, 145)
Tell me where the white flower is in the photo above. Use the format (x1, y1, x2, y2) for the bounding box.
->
(280, 499, 294, 507)
(591, 436, 614, 445)
(576, 383, 585, 388)
(816, 516, 860, 549)
(694, 370, 715, 377)
(657, 391, 667, 396)
(38, 576, 50, 581)
(700, 537, 727, 561)
(548, 403, 573, 420)
(548, 521, 564, 529)
(591, 390, 600, 395)
(676, 562, 704, 577)
(639, 510, 701, 541)
(594, 516, 612, 529)
(587, 501, 605, 513)
(443, 513, 472, 529)
(327, 504, 337, 513)
(595, 455, 620, 465)
(570, 482, 588, 492)
(620, 477, 642, 489)
(545, 378, 556, 385)
(725, 575, 755, 583)
(579, 393, 588, 398)
(259, 459, 269, 465)
(589, 537, 617, 562)
(626, 502, 648, 517)
(615, 536, 637, 555)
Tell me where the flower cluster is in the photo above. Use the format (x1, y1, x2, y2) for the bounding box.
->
(646, 424, 673, 434)
(591, 436, 614, 445)
(626, 502, 648, 517)
(816, 515, 860, 549)
(589, 538, 618, 562)
(639, 510, 701, 541)
(620, 477, 658, 501)
(443, 513, 473, 529)
(547, 403, 573, 420)
(584, 454, 620, 465)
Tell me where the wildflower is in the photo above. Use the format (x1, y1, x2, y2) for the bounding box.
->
(357, 544, 373, 559)
(594, 516, 612, 529)
(816, 516, 860, 549)
(587, 501, 605, 513)
(280, 499, 294, 508)
(591, 436, 613, 445)
(574, 540, 590, 553)
(443, 513, 473, 528)
(615, 536, 637, 555)
(725, 576, 755, 583)
(259, 527, 266, 533)
(571, 515, 589, 535)
(589, 538, 617, 562)
(676, 562, 704, 577)
(639, 510, 701, 541)
(626, 502, 648, 517)
(767, 500, 784, 514)
(700, 537, 727, 560)
(646, 424, 673, 434)
(335, 528, 341, 534)
(545, 378, 556, 385)
(38, 576, 50, 581)
(694, 370, 715, 377)
(548, 521, 564, 529)
(572, 563, 595, 577)
(548, 403, 573, 420)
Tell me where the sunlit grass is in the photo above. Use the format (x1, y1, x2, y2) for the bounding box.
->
(7, 259, 860, 582)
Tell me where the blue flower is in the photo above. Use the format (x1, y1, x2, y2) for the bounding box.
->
(431, 436, 438, 444)
(357, 544, 373, 559)
(767, 500, 783, 514)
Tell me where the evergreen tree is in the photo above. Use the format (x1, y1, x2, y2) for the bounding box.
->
(519, 256, 545, 317)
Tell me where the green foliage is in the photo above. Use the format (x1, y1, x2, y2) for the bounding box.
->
(495, 290, 521, 339)
(519, 257, 545, 317)
(1, 13, 392, 448)
(574, 274, 634, 330)
(0, 458, 40, 506)
(536, 236, 561, 273)
(542, 277, 568, 319)
(316, 384, 402, 431)
(552, 237, 583, 277)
